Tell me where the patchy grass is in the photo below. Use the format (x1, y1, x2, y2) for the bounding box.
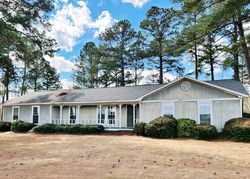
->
(0, 132, 250, 178)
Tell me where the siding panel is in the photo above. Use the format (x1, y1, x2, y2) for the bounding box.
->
(144, 80, 236, 101)
(175, 101, 197, 122)
(141, 102, 162, 123)
(3, 106, 12, 122)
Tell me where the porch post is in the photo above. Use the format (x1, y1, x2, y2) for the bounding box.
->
(49, 105, 52, 124)
(119, 104, 122, 128)
(99, 105, 102, 125)
(133, 103, 136, 127)
(59, 105, 63, 125)
(139, 102, 142, 123)
(77, 105, 80, 124)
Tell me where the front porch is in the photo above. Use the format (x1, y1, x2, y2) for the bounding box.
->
(49, 103, 141, 129)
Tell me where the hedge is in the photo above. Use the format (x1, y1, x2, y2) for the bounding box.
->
(145, 116, 177, 139)
(223, 118, 250, 142)
(133, 122, 147, 136)
(193, 124, 218, 140)
(33, 124, 104, 134)
(11, 120, 36, 133)
(0, 122, 11, 132)
(177, 118, 196, 137)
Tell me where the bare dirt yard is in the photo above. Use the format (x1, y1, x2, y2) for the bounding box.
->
(0, 133, 250, 179)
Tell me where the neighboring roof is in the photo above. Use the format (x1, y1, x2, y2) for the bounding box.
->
(205, 79, 249, 95)
(4, 84, 164, 105)
(4, 77, 249, 106)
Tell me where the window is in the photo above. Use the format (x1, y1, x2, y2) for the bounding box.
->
(12, 107, 19, 120)
(98, 107, 105, 124)
(70, 107, 76, 124)
(162, 103, 174, 118)
(32, 106, 39, 124)
(199, 101, 212, 125)
(108, 106, 116, 125)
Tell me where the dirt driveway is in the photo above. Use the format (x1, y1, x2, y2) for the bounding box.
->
(0, 133, 250, 179)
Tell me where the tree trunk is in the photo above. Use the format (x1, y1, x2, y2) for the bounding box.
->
(194, 44, 198, 79)
(237, 20, 250, 78)
(233, 21, 240, 80)
(208, 35, 214, 81)
(159, 55, 163, 84)
(121, 56, 125, 86)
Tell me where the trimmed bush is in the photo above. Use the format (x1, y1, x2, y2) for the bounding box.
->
(145, 116, 177, 139)
(223, 118, 250, 142)
(33, 124, 104, 134)
(11, 120, 35, 133)
(33, 123, 57, 133)
(193, 124, 218, 140)
(0, 122, 11, 132)
(133, 122, 147, 136)
(243, 113, 250, 118)
(177, 118, 196, 137)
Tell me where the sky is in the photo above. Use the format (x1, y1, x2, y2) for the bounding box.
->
(45, 0, 234, 89)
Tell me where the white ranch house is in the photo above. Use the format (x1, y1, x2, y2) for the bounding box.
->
(2, 77, 249, 131)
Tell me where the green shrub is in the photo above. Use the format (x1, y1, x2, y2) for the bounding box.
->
(223, 118, 250, 142)
(133, 122, 147, 136)
(243, 113, 250, 118)
(11, 120, 35, 133)
(33, 124, 104, 134)
(177, 118, 196, 137)
(145, 116, 177, 139)
(0, 122, 11, 132)
(193, 124, 218, 140)
(33, 123, 57, 133)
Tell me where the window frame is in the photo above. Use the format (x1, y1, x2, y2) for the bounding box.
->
(107, 106, 116, 125)
(162, 102, 175, 118)
(69, 106, 77, 124)
(12, 106, 20, 121)
(198, 101, 213, 125)
(32, 106, 40, 124)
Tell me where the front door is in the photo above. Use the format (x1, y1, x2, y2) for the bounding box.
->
(127, 105, 133, 128)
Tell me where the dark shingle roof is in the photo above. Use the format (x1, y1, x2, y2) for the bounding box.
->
(4, 84, 164, 105)
(205, 79, 249, 95)
(4, 78, 248, 105)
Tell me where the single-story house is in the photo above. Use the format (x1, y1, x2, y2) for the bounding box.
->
(2, 77, 249, 131)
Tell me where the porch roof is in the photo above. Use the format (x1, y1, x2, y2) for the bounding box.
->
(4, 84, 164, 105)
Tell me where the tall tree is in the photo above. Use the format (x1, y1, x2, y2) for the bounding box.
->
(140, 6, 183, 84)
(99, 20, 137, 86)
(74, 42, 100, 88)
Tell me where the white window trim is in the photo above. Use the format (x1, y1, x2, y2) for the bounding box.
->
(197, 100, 213, 125)
(96, 106, 117, 127)
(31, 106, 40, 124)
(68, 106, 77, 124)
(161, 101, 175, 118)
(12, 106, 20, 121)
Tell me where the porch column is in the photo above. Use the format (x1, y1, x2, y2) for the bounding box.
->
(49, 105, 52, 124)
(139, 102, 142, 123)
(99, 105, 102, 125)
(119, 104, 122, 128)
(133, 103, 136, 127)
(77, 105, 80, 124)
(59, 105, 63, 125)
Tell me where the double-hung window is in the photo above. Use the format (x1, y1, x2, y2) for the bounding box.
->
(108, 106, 116, 125)
(162, 102, 174, 118)
(98, 107, 106, 124)
(70, 107, 76, 124)
(199, 101, 212, 125)
(32, 106, 39, 124)
(12, 107, 19, 120)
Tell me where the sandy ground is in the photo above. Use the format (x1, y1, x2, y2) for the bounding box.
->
(0, 133, 250, 179)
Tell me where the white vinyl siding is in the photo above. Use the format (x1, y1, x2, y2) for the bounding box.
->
(162, 102, 174, 118)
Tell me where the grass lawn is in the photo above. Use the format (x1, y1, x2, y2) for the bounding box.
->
(0, 133, 250, 178)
